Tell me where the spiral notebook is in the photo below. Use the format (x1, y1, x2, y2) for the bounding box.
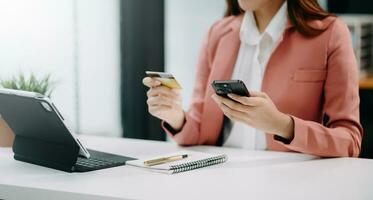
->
(126, 151, 227, 174)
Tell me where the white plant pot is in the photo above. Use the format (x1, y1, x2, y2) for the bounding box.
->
(0, 117, 14, 147)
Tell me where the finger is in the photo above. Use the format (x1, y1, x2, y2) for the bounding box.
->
(147, 86, 179, 98)
(212, 94, 226, 108)
(211, 94, 220, 104)
(220, 104, 247, 122)
(248, 91, 267, 98)
(147, 96, 179, 107)
(216, 95, 248, 113)
(171, 88, 182, 95)
(212, 94, 233, 108)
(143, 77, 161, 88)
(227, 94, 263, 106)
(148, 105, 172, 114)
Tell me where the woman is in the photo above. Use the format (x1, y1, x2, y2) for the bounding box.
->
(143, 0, 363, 157)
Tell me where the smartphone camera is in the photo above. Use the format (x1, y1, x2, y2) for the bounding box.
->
(216, 89, 225, 95)
(215, 84, 232, 97)
(212, 80, 250, 98)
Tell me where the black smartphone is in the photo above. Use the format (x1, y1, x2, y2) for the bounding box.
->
(211, 80, 250, 98)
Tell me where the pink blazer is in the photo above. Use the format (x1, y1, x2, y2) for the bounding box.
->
(163, 15, 363, 157)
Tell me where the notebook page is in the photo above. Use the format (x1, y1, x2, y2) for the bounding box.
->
(126, 151, 227, 172)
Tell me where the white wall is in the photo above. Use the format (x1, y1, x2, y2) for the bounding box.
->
(0, 0, 121, 137)
(318, 0, 327, 10)
(165, 0, 226, 109)
(77, 0, 121, 136)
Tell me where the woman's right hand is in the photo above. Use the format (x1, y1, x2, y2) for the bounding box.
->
(142, 77, 185, 131)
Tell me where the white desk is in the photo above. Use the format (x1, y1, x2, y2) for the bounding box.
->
(0, 135, 372, 200)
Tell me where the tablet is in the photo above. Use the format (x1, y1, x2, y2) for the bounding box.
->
(0, 88, 90, 158)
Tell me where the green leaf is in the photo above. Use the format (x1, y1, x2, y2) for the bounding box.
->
(0, 72, 55, 96)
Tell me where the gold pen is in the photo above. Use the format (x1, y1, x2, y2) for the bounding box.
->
(144, 154, 188, 166)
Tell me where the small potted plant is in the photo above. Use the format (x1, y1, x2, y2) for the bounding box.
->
(0, 73, 54, 147)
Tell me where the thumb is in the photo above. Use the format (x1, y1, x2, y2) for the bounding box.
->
(143, 77, 161, 88)
(249, 91, 267, 98)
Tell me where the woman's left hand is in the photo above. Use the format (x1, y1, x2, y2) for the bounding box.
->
(212, 91, 294, 140)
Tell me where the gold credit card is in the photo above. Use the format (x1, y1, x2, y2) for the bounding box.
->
(145, 71, 182, 89)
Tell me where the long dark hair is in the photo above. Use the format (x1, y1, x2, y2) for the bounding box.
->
(225, 0, 333, 36)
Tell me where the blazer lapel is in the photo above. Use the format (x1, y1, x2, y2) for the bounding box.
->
(200, 19, 242, 145)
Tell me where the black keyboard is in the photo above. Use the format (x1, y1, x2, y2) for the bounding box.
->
(74, 149, 136, 172)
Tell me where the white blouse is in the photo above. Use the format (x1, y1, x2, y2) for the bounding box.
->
(223, 2, 288, 150)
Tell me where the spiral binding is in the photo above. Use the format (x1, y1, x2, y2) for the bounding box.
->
(169, 155, 227, 174)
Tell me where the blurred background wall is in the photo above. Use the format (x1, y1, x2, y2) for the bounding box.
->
(165, 0, 226, 109)
(0, 0, 121, 137)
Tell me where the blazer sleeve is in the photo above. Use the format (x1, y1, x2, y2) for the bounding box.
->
(275, 19, 363, 157)
(161, 26, 214, 145)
